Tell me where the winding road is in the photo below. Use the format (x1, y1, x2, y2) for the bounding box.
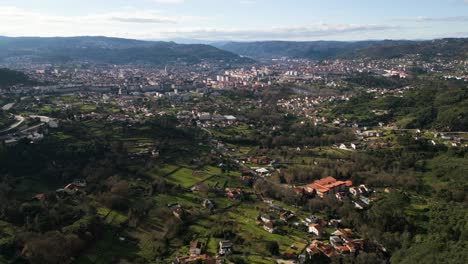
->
(0, 115, 25, 133)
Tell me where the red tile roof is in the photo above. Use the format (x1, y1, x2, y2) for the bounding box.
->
(306, 176, 352, 194)
(315, 176, 337, 186)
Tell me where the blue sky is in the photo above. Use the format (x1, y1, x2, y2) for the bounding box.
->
(0, 0, 467, 41)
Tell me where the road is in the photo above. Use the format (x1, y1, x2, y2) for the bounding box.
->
(1, 103, 14, 111)
(0, 115, 25, 133)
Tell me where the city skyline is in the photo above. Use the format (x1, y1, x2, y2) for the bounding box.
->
(0, 0, 468, 41)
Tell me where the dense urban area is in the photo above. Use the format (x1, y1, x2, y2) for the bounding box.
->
(0, 37, 466, 264)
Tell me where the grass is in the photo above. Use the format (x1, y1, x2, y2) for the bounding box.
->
(38, 105, 53, 113)
(206, 235, 218, 255)
(146, 164, 180, 177)
(203, 173, 243, 189)
(241, 255, 276, 264)
(227, 203, 307, 256)
(165, 166, 223, 188)
(154, 192, 200, 208)
(62, 215, 95, 234)
(165, 168, 202, 187)
(0, 221, 14, 246)
(51, 132, 74, 140)
(396, 115, 416, 128)
(97, 207, 128, 226)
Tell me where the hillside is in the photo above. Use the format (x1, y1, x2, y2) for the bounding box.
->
(0, 68, 36, 87)
(0, 36, 253, 65)
(214, 40, 384, 59)
(331, 78, 468, 131)
(344, 38, 468, 60)
(215, 39, 468, 60)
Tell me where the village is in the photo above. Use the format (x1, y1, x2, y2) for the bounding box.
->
(0, 51, 466, 263)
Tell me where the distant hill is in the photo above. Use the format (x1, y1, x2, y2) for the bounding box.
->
(0, 68, 36, 87)
(332, 78, 468, 131)
(214, 39, 468, 60)
(213, 40, 382, 59)
(0, 36, 253, 65)
(344, 38, 468, 60)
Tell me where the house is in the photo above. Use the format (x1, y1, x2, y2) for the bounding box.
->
(72, 179, 87, 188)
(360, 196, 370, 205)
(261, 214, 274, 223)
(334, 245, 351, 254)
(224, 115, 236, 122)
(225, 188, 242, 199)
(202, 199, 214, 210)
(263, 221, 276, 233)
(306, 244, 321, 257)
(33, 193, 45, 201)
(328, 219, 342, 228)
(353, 200, 366, 210)
(308, 224, 323, 236)
(330, 236, 344, 247)
(332, 229, 344, 236)
(350, 184, 371, 196)
(151, 148, 160, 158)
(168, 204, 184, 219)
(359, 184, 370, 193)
(335, 192, 346, 201)
(341, 237, 358, 252)
(339, 144, 349, 150)
(191, 183, 209, 193)
(305, 215, 320, 224)
(198, 112, 211, 121)
(316, 243, 335, 258)
(56, 183, 79, 195)
(219, 240, 233, 255)
(306, 176, 352, 198)
(349, 187, 359, 196)
(363, 131, 380, 138)
(250, 156, 269, 165)
(255, 168, 270, 175)
(189, 240, 202, 256)
(280, 211, 295, 222)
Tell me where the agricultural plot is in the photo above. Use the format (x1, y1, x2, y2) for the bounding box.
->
(165, 166, 223, 188)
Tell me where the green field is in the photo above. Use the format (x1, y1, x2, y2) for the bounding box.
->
(165, 166, 222, 188)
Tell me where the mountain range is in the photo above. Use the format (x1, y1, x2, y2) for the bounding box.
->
(0, 36, 466, 65)
(0, 36, 253, 65)
(213, 38, 468, 60)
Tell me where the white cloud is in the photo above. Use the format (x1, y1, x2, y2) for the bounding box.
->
(0, 5, 401, 41)
(397, 16, 468, 22)
(0, 6, 201, 37)
(152, 24, 402, 41)
(0, 6, 177, 24)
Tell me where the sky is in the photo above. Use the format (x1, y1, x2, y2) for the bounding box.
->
(0, 0, 467, 41)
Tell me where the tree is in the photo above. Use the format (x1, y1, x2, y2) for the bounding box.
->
(266, 241, 279, 255)
(20, 231, 85, 264)
(284, 172, 296, 186)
